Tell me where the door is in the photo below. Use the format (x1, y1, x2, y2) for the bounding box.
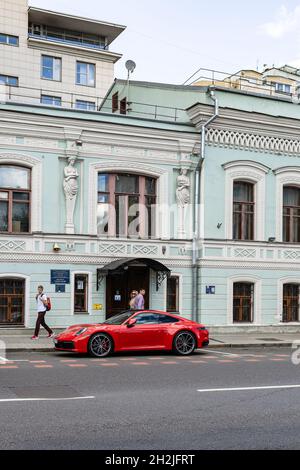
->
(0, 279, 25, 325)
(233, 282, 254, 323)
(283, 284, 299, 322)
(106, 267, 150, 318)
(119, 312, 164, 350)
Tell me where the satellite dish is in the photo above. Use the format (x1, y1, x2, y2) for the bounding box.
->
(125, 60, 136, 74)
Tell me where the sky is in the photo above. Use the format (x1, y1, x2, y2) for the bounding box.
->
(30, 0, 300, 84)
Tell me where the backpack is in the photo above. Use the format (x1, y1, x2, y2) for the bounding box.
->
(45, 297, 51, 312)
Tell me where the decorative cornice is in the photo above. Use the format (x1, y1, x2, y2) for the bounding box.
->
(207, 128, 300, 156)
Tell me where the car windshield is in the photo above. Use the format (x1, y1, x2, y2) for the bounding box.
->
(102, 310, 134, 325)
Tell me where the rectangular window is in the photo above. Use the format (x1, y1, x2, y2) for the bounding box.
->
(0, 75, 18, 86)
(275, 82, 291, 94)
(41, 95, 62, 107)
(74, 274, 88, 313)
(120, 97, 127, 115)
(233, 181, 254, 240)
(41, 55, 61, 81)
(283, 284, 300, 322)
(76, 61, 95, 86)
(0, 34, 19, 46)
(75, 100, 96, 111)
(167, 277, 179, 313)
(233, 282, 254, 323)
(112, 92, 119, 112)
(97, 173, 157, 239)
(283, 186, 300, 242)
(0, 165, 30, 234)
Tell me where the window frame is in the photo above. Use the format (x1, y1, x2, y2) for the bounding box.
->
(0, 74, 18, 86)
(75, 100, 96, 111)
(74, 273, 89, 314)
(0, 165, 31, 234)
(97, 173, 157, 239)
(166, 276, 179, 313)
(282, 185, 300, 243)
(41, 95, 62, 107)
(233, 181, 255, 241)
(41, 55, 62, 82)
(0, 33, 19, 46)
(76, 61, 96, 87)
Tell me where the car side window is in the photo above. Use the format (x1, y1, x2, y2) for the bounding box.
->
(135, 313, 161, 324)
(159, 314, 179, 324)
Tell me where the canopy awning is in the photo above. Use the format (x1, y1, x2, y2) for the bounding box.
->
(97, 258, 171, 291)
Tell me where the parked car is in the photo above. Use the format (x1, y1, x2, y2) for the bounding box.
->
(53, 310, 209, 357)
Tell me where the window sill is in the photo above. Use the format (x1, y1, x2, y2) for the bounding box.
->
(74, 312, 89, 315)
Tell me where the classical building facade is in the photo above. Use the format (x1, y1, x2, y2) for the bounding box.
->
(103, 80, 300, 329)
(2, 1, 300, 330)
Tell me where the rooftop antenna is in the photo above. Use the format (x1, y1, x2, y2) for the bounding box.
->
(125, 60, 136, 81)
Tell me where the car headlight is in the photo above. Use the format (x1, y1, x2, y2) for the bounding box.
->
(75, 328, 88, 336)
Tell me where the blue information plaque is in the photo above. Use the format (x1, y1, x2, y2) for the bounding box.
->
(51, 270, 70, 285)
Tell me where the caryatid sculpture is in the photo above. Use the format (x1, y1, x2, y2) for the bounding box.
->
(63, 156, 79, 234)
(176, 168, 190, 238)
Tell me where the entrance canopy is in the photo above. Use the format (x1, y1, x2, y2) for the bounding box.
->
(97, 258, 171, 291)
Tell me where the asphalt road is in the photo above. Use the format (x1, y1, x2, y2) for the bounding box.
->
(1, 346, 300, 450)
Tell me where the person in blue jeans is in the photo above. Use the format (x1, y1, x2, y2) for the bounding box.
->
(31, 285, 54, 340)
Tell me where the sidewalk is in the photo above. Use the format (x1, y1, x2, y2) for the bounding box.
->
(1, 329, 300, 352)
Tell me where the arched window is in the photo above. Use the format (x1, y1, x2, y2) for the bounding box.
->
(233, 181, 255, 240)
(233, 282, 254, 323)
(97, 173, 156, 238)
(0, 165, 31, 233)
(283, 186, 300, 242)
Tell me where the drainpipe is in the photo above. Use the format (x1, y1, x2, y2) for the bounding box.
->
(192, 88, 219, 322)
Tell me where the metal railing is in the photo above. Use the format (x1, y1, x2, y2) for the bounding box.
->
(0, 83, 185, 122)
(183, 67, 299, 98)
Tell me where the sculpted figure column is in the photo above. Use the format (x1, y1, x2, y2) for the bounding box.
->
(176, 168, 190, 238)
(63, 156, 79, 234)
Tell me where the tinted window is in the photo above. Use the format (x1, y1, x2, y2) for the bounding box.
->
(159, 314, 179, 324)
(135, 313, 160, 324)
(103, 311, 133, 325)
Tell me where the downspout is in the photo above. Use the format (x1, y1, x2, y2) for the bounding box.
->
(192, 88, 219, 322)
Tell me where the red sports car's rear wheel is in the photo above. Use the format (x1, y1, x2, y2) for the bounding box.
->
(88, 333, 113, 357)
(173, 331, 196, 355)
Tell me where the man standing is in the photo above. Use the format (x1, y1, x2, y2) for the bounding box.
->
(134, 288, 146, 310)
(31, 285, 54, 340)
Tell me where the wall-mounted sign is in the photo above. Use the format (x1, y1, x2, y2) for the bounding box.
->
(114, 295, 121, 302)
(93, 304, 103, 310)
(55, 284, 65, 293)
(206, 286, 215, 295)
(51, 270, 70, 285)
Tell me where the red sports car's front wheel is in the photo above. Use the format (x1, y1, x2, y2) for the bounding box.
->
(173, 331, 196, 356)
(88, 333, 113, 358)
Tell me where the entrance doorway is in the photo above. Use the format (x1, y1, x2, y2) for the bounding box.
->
(106, 267, 150, 318)
(283, 284, 299, 322)
(0, 278, 25, 325)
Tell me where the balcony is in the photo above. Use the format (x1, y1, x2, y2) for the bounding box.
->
(28, 24, 108, 51)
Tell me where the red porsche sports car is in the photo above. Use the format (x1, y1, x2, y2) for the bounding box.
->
(54, 310, 209, 357)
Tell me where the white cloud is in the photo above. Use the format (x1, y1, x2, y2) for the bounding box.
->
(259, 5, 300, 38)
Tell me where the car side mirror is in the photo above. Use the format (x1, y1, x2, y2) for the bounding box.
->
(127, 318, 137, 328)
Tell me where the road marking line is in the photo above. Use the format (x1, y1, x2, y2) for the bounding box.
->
(60, 360, 78, 363)
(30, 361, 46, 363)
(160, 361, 178, 364)
(217, 360, 234, 363)
(190, 360, 207, 363)
(197, 384, 300, 393)
(0, 396, 95, 403)
(33, 365, 52, 369)
(269, 358, 286, 362)
(0, 365, 18, 369)
(99, 363, 119, 367)
(132, 362, 149, 365)
(66, 364, 87, 367)
(206, 350, 239, 357)
(119, 358, 138, 361)
(244, 359, 260, 362)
